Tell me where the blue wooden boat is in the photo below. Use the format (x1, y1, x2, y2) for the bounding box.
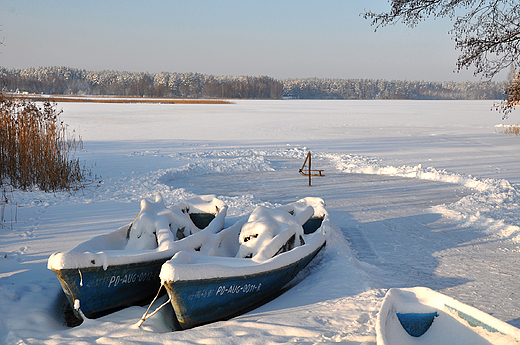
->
(47, 194, 227, 319)
(155, 197, 330, 329)
(377, 287, 520, 344)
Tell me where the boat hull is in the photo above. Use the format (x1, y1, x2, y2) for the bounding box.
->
(164, 242, 325, 329)
(53, 258, 168, 318)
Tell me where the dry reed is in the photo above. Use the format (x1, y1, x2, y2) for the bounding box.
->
(0, 94, 87, 191)
(503, 126, 520, 135)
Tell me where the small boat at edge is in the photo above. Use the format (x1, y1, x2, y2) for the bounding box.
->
(377, 287, 520, 344)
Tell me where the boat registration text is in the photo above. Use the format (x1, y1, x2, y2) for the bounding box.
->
(187, 283, 262, 300)
(107, 271, 155, 288)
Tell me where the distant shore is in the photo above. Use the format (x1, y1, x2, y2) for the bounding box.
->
(6, 93, 232, 104)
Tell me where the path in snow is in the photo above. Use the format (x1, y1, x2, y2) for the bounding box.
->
(170, 155, 520, 327)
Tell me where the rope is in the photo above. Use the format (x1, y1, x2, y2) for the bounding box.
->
(136, 284, 170, 327)
(126, 211, 141, 239)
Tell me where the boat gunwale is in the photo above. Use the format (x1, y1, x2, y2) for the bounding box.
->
(162, 241, 326, 286)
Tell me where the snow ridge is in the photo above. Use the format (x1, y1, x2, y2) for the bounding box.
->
(325, 151, 520, 241)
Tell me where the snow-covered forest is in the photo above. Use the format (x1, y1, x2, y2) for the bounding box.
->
(0, 66, 507, 100)
(0, 67, 283, 99)
(282, 78, 506, 100)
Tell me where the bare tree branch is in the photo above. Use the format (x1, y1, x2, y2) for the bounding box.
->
(363, 0, 520, 114)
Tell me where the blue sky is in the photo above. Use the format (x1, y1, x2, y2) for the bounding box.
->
(0, 1, 502, 82)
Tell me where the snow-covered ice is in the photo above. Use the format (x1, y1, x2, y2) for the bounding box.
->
(2, 99, 520, 344)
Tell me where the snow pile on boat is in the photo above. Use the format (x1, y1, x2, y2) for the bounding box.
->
(236, 206, 309, 260)
(47, 194, 227, 271)
(126, 194, 190, 250)
(160, 198, 330, 282)
(126, 194, 225, 250)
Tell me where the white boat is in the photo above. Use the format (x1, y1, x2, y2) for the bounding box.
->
(377, 287, 520, 344)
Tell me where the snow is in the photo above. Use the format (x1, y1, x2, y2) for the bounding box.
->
(2, 99, 520, 344)
(235, 206, 306, 260)
(159, 225, 327, 283)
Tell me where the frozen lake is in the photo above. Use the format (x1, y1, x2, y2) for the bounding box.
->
(1, 99, 520, 344)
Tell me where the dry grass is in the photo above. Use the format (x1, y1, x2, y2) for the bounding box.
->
(10, 94, 232, 104)
(0, 94, 87, 191)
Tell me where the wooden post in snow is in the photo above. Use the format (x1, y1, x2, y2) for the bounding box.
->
(299, 151, 324, 186)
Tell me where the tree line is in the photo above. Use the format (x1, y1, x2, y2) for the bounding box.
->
(0, 66, 507, 100)
(283, 78, 506, 100)
(0, 67, 283, 99)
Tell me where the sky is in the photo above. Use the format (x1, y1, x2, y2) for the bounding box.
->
(0, 0, 505, 82)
